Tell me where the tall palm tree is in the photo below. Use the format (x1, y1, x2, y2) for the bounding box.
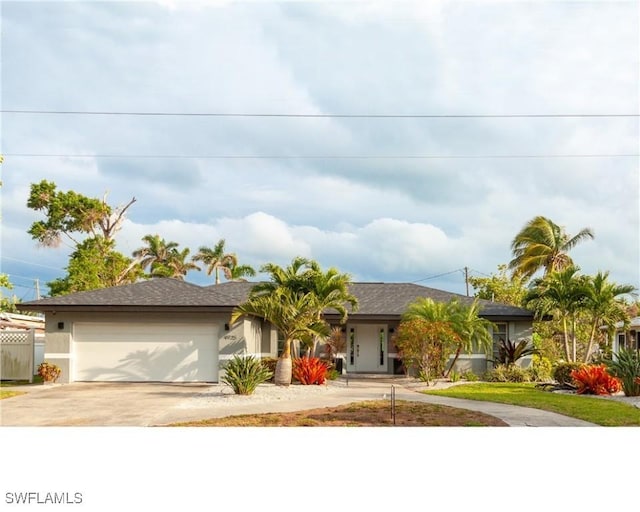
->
(223, 262, 256, 282)
(302, 265, 358, 356)
(161, 247, 201, 280)
(236, 257, 357, 383)
(230, 288, 329, 385)
(250, 256, 317, 297)
(192, 239, 238, 284)
(525, 265, 587, 362)
(132, 234, 179, 275)
(509, 216, 594, 281)
(582, 271, 635, 362)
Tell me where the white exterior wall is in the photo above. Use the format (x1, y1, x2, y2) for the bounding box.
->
(43, 311, 249, 383)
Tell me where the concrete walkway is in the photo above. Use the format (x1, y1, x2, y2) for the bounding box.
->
(1, 379, 597, 426)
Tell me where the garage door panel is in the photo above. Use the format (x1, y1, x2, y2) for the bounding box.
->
(73, 323, 218, 382)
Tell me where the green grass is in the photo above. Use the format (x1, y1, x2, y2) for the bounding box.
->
(0, 390, 24, 399)
(0, 375, 43, 387)
(424, 383, 640, 426)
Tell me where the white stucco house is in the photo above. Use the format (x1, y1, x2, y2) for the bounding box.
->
(17, 278, 535, 384)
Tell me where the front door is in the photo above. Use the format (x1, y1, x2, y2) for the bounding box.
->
(347, 324, 387, 373)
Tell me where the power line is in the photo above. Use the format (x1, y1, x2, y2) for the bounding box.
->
(1, 256, 64, 271)
(2, 109, 638, 118)
(412, 269, 463, 283)
(4, 152, 638, 160)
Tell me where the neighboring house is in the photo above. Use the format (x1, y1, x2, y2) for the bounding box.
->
(0, 311, 45, 335)
(610, 316, 640, 354)
(17, 278, 534, 384)
(1, 312, 46, 373)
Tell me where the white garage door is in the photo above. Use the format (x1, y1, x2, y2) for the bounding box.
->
(73, 322, 219, 382)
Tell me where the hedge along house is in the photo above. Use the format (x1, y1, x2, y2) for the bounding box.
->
(17, 278, 534, 383)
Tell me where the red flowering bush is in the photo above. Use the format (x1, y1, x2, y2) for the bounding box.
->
(570, 365, 622, 395)
(293, 357, 329, 385)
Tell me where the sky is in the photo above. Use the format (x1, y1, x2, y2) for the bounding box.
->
(1, 0, 639, 301)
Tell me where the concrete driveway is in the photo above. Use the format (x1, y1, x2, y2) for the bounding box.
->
(1, 380, 597, 427)
(0, 382, 216, 426)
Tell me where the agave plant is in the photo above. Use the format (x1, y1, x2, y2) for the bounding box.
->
(221, 355, 273, 395)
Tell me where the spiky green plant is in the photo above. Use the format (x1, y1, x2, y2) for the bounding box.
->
(493, 339, 539, 366)
(221, 355, 273, 395)
(605, 349, 640, 396)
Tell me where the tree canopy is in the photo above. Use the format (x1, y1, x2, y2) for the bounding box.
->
(508, 216, 594, 281)
(26, 180, 139, 296)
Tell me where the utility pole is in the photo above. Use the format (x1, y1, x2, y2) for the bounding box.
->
(35, 279, 41, 300)
(464, 267, 469, 297)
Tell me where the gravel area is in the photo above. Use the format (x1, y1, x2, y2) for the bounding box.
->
(176, 382, 341, 409)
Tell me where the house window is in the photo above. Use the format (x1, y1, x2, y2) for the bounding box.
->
(379, 328, 385, 366)
(492, 323, 508, 361)
(618, 333, 626, 351)
(277, 331, 285, 357)
(349, 327, 355, 365)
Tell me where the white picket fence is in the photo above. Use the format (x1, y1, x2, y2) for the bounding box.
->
(1, 330, 36, 382)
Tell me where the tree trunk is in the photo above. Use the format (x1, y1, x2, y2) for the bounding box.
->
(444, 347, 462, 378)
(571, 316, 577, 362)
(562, 317, 571, 361)
(275, 338, 292, 386)
(584, 321, 599, 363)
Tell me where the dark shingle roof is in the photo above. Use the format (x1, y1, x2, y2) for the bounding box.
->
(18, 278, 239, 310)
(18, 279, 532, 319)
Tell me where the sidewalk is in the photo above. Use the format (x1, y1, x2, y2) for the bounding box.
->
(155, 378, 598, 427)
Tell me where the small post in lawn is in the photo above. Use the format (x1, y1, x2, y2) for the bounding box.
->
(391, 385, 396, 425)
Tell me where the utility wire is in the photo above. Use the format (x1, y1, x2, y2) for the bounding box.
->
(2, 109, 638, 118)
(412, 269, 463, 283)
(4, 152, 638, 160)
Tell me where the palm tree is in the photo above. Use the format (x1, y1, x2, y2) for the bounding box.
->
(132, 234, 179, 275)
(525, 265, 587, 362)
(230, 288, 329, 385)
(509, 216, 594, 281)
(402, 297, 493, 377)
(192, 239, 238, 284)
(302, 265, 358, 356)
(162, 247, 201, 280)
(236, 257, 357, 383)
(447, 299, 494, 377)
(581, 271, 635, 362)
(223, 262, 256, 282)
(250, 256, 317, 297)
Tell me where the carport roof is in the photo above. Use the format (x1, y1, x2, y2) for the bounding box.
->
(18, 278, 533, 320)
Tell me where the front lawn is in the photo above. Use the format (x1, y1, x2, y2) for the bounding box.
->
(169, 400, 508, 427)
(424, 383, 640, 426)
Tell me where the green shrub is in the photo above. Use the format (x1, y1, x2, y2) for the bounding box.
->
(528, 354, 553, 382)
(326, 368, 340, 381)
(462, 370, 478, 382)
(449, 369, 461, 382)
(484, 364, 531, 383)
(260, 357, 279, 382)
(222, 355, 273, 395)
(553, 362, 585, 385)
(605, 349, 640, 397)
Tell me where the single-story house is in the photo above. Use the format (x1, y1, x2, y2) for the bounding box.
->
(17, 278, 534, 384)
(610, 316, 640, 354)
